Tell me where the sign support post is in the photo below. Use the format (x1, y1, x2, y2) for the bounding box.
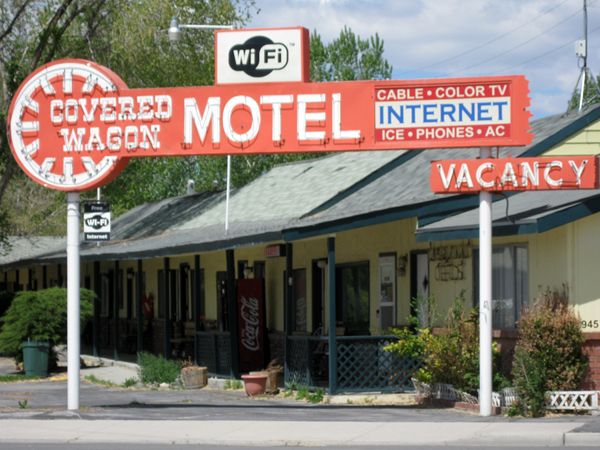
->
(66, 192, 81, 410)
(478, 146, 493, 417)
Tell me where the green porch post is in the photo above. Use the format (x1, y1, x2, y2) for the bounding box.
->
(137, 259, 144, 355)
(113, 260, 120, 361)
(226, 249, 239, 378)
(164, 257, 171, 361)
(93, 261, 101, 357)
(327, 237, 337, 395)
(284, 243, 294, 382)
(194, 254, 201, 366)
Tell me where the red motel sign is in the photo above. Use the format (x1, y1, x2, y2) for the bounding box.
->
(7, 28, 533, 192)
(430, 156, 599, 193)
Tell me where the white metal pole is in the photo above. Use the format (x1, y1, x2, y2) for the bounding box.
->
(225, 155, 231, 234)
(67, 192, 81, 410)
(479, 146, 493, 417)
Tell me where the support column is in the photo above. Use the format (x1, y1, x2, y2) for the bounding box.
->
(137, 259, 143, 355)
(93, 261, 101, 357)
(284, 243, 294, 381)
(194, 254, 201, 366)
(66, 192, 80, 411)
(42, 266, 47, 290)
(479, 146, 493, 417)
(113, 260, 120, 361)
(163, 257, 171, 360)
(226, 249, 239, 378)
(327, 237, 337, 395)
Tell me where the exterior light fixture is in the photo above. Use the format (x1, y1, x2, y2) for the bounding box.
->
(317, 259, 327, 269)
(167, 16, 233, 43)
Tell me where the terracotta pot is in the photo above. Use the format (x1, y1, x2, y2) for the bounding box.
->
(241, 374, 268, 396)
(250, 371, 279, 393)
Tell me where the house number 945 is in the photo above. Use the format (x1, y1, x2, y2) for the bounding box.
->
(581, 320, 599, 329)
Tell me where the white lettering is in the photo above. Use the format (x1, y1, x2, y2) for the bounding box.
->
(332, 93, 360, 140)
(298, 94, 326, 141)
(183, 97, 221, 145)
(261, 95, 293, 142)
(223, 96, 260, 144)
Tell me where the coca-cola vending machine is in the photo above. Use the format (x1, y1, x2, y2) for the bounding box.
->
(237, 278, 267, 372)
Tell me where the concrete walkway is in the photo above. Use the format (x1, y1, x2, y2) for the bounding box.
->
(0, 356, 599, 447)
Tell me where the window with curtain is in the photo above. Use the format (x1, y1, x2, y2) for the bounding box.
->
(336, 262, 370, 335)
(473, 244, 528, 329)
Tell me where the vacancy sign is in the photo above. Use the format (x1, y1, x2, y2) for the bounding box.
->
(430, 156, 599, 193)
(83, 203, 111, 241)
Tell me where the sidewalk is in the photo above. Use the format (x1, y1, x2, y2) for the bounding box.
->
(0, 355, 599, 447)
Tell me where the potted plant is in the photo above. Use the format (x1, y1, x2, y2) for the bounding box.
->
(249, 359, 283, 394)
(180, 358, 207, 389)
(241, 373, 268, 396)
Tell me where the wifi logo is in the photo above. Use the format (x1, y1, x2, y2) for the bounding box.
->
(229, 36, 289, 77)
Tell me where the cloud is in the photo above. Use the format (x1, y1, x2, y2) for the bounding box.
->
(248, 0, 600, 119)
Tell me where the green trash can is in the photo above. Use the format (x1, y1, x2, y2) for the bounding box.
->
(22, 342, 50, 377)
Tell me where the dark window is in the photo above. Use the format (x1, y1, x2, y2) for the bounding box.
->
(293, 269, 307, 332)
(336, 262, 370, 335)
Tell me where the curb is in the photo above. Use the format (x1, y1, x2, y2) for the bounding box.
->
(565, 432, 600, 446)
(80, 354, 139, 371)
(415, 395, 506, 415)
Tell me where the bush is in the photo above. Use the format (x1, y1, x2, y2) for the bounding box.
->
(385, 291, 508, 393)
(137, 351, 181, 384)
(0, 288, 94, 368)
(510, 286, 588, 417)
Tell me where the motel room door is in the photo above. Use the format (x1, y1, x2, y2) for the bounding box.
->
(410, 251, 430, 327)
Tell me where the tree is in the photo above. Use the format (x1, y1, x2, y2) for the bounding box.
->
(0, 0, 255, 230)
(310, 27, 392, 82)
(0, 287, 94, 367)
(1, 7, 392, 231)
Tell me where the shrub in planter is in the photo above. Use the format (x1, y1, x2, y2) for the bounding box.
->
(0, 288, 94, 369)
(510, 286, 588, 417)
(137, 351, 181, 384)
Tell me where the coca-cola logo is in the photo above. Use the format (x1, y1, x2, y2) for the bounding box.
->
(240, 296, 260, 352)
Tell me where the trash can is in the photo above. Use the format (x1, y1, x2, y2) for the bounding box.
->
(22, 342, 50, 377)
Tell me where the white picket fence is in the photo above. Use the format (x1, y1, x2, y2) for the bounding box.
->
(412, 379, 599, 411)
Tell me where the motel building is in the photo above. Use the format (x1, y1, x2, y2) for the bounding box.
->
(1, 103, 600, 393)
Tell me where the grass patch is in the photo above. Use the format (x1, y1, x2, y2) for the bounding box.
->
(0, 374, 40, 383)
(85, 374, 120, 388)
(224, 379, 243, 390)
(137, 351, 181, 384)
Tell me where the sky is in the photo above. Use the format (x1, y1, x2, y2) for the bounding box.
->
(246, 0, 600, 120)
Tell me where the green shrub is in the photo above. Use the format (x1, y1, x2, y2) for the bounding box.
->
(137, 351, 181, 384)
(510, 287, 588, 417)
(384, 291, 508, 393)
(0, 288, 94, 367)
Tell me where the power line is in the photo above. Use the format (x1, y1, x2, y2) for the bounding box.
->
(446, 7, 582, 75)
(397, 0, 575, 76)
(484, 24, 600, 75)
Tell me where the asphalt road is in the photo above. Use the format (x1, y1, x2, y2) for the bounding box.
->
(0, 378, 598, 432)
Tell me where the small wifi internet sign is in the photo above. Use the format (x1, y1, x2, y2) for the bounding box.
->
(216, 28, 309, 84)
(83, 203, 111, 242)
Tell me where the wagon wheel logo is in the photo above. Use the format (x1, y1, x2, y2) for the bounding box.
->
(7, 60, 130, 191)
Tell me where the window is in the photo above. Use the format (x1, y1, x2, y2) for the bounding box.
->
(293, 269, 307, 332)
(473, 244, 528, 329)
(336, 262, 370, 335)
